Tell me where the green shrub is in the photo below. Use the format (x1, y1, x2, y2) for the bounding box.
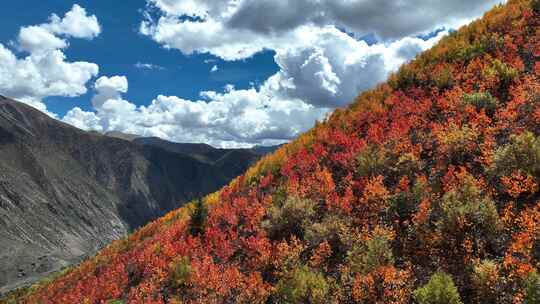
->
(107, 300, 124, 304)
(262, 196, 316, 240)
(436, 123, 480, 166)
(484, 59, 519, 100)
(152, 242, 162, 255)
(471, 260, 500, 302)
(347, 230, 394, 275)
(462, 92, 499, 115)
(275, 265, 329, 304)
(434, 67, 454, 90)
(533, 0, 540, 14)
(356, 147, 422, 179)
(451, 35, 503, 63)
(454, 44, 484, 63)
(492, 131, 540, 178)
(389, 66, 419, 90)
(389, 177, 428, 220)
(524, 271, 540, 304)
(486, 59, 519, 83)
(414, 272, 463, 304)
(395, 153, 422, 176)
(190, 198, 208, 236)
(534, 240, 540, 260)
(170, 256, 191, 289)
(438, 176, 500, 238)
(356, 145, 390, 177)
(439, 193, 500, 236)
(305, 214, 350, 250)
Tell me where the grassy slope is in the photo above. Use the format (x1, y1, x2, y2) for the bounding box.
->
(5, 0, 540, 303)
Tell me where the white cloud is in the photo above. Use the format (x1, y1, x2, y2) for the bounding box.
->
(0, 46, 99, 113)
(135, 62, 165, 70)
(210, 65, 219, 73)
(18, 4, 100, 54)
(59, 1, 501, 147)
(92, 76, 128, 108)
(44, 4, 101, 39)
(141, 22, 448, 110)
(62, 29, 445, 147)
(63, 107, 103, 131)
(223, 0, 502, 39)
(224, 84, 235, 92)
(0, 5, 100, 113)
(18, 26, 68, 53)
(142, 0, 502, 60)
(265, 28, 446, 108)
(63, 75, 327, 147)
(139, 0, 492, 111)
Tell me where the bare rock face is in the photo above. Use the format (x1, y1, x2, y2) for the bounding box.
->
(0, 97, 271, 293)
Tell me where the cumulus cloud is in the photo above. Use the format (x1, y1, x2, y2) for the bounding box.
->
(0, 5, 100, 113)
(92, 76, 128, 108)
(63, 75, 327, 147)
(44, 4, 101, 39)
(139, 23, 448, 110)
(141, 0, 502, 60)
(263, 28, 446, 108)
(18, 26, 68, 53)
(60, 0, 501, 147)
(139, 0, 491, 111)
(62, 107, 103, 131)
(18, 4, 100, 54)
(224, 0, 501, 39)
(210, 65, 219, 73)
(62, 29, 446, 147)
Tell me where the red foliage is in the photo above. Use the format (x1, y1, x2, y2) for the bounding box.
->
(12, 1, 540, 303)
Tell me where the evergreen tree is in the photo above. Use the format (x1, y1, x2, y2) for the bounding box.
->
(190, 198, 208, 236)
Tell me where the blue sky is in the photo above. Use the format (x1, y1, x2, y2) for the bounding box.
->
(0, 0, 278, 116)
(0, 0, 502, 147)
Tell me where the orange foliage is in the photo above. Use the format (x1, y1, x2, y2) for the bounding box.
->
(10, 1, 540, 303)
(501, 171, 539, 198)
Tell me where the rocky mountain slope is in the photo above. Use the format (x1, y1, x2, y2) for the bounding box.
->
(0, 98, 271, 294)
(5, 0, 540, 303)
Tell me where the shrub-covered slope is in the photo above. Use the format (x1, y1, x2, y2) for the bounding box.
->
(8, 0, 540, 303)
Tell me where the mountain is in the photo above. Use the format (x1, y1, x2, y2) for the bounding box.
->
(133, 137, 281, 164)
(134, 138, 219, 163)
(104, 131, 141, 142)
(0, 99, 273, 294)
(5, 0, 540, 303)
(134, 137, 281, 180)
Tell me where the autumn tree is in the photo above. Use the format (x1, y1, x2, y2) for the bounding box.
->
(414, 272, 463, 304)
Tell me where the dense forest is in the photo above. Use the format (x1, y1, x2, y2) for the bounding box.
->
(4, 0, 540, 303)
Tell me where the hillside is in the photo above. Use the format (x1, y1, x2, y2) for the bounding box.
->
(105, 131, 141, 142)
(133, 137, 280, 179)
(6, 0, 540, 303)
(134, 138, 281, 184)
(0, 99, 271, 294)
